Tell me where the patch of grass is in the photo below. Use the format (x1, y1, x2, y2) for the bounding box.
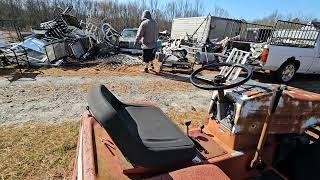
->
(0, 122, 79, 180)
(0, 110, 206, 180)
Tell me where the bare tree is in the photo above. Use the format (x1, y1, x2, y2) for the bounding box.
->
(212, 5, 229, 18)
(193, 0, 203, 17)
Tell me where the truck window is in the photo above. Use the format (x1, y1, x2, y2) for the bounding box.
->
(122, 30, 138, 37)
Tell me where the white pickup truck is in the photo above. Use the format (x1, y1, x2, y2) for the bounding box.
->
(251, 22, 320, 83)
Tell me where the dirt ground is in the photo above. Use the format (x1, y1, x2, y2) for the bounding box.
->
(1, 58, 320, 126)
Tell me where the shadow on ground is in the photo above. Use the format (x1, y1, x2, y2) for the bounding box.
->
(253, 72, 320, 93)
(158, 70, 190, 83)
(0, 61, 104, 82)
(0, 67, 43, 82)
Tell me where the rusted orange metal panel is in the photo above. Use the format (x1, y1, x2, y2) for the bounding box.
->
(233, 86, 320, 135)
(148, 165, 230, 180)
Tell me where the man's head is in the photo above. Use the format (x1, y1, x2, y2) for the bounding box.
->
(141, 10, 152, 20)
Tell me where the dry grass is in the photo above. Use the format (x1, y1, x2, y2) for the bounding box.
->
(0, 122, 79, 180)
(141, 79, 192, 92)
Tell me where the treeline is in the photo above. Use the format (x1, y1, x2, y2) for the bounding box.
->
(0, 0, 317, 31)
(252, 10, 318, 26)
(0, 0, 209, 31)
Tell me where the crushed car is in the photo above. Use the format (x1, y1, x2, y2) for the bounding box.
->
(0, 6, 121, 68)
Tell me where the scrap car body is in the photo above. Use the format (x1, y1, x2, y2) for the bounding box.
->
(119, 28, 162, 54)
(0, 6, 121, 68)
(119, 28, 142, 54)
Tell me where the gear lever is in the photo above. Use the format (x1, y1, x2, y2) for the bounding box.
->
(200, 125, 205, 133)
(184, 120, 192, 136)
(213, 75, 227, 121)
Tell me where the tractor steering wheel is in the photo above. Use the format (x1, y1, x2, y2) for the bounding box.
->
(190, 63, 253, 90)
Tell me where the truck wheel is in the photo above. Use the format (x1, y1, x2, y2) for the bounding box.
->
(276, 62, 297, 83)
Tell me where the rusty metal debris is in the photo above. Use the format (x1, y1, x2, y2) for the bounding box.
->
(0, 6, 122, 68)
(157, 15, 275, 74)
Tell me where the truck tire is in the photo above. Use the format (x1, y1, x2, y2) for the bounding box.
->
(276, 61, 297, 83)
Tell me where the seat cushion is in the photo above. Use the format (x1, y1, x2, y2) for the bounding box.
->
(120, 105, 195, 150)
(111, 105, 196, 168)
(87, 85, 196, 168)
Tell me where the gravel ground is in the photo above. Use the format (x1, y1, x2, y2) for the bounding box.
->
(1, 64, 320, 126)
(0, 74, 211, 126)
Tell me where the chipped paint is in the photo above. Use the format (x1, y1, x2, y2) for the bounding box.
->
(240, 95, 272, 118)
(302, 117, 320, 129)
(231, 151, 244, 157)
(192, 156, 203, 163)
(232, 124, 241, 134)
(225, 84, 320, 135)
(277, 97, 284, 108)
(77, 123, 83, 180)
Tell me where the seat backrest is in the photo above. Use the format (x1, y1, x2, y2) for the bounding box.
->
(87, 85, 124, 128)
(219, 48, 250, 81)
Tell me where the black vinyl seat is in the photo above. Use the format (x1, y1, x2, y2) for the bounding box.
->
(87, 85, 196, 168)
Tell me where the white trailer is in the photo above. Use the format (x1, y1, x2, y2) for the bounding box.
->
(170, 16, 242, 44)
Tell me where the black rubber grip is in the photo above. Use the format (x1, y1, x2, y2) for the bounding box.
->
(269, 85, 286, 114)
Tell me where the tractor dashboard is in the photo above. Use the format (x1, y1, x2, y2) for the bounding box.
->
(210, 81, 275, 133)
(210, 81, 320, 137)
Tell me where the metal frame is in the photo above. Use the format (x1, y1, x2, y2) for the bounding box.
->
(270, 20, 320, 48)
(159, 47, 194, 74)
(219, 48, 250, 81)
(0, 44, 29, 74)
(43, 39, 70, 63)
(238, 22, 273, 43)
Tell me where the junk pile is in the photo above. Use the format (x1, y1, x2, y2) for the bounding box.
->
(0, 6, 122, 68)
(157, 34, 233, 74)
(157, 39, 193, 73)
(96, 54, 143, 69)
(156, 15, 242, 74)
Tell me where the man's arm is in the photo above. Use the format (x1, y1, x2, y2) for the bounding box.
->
(135, 22, 145, 45)
(155, 22, 159, 40)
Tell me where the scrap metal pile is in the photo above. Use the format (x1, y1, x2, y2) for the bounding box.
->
(0, 6, 122, 67)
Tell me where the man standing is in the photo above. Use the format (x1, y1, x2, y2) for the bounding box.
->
(135, 10, 159, 72)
